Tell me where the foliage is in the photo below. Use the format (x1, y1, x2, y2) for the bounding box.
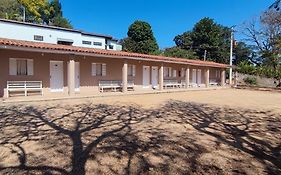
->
(17, 0, 49, 23)
(121, 20, 159, 54)
(233, 42, 255, 65)
(243, 77, 257, 85)
(173, 18, 231, 63)
(162, 47, 198, 59)
(0, 0, 72, 28)
(47, 0, 72, 28)
(237, 61, 257, 75)
(0, 0, 21, 20)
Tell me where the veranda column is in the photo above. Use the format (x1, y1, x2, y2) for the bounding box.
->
(68, 59, 75, 96)
(122, 61, 128, 93)
(221, 69, 226, 86)
(159, 65, 164, 91)
(185, 66, 190, 88)
(205, 68, 210, 88)
(234, 70, 238, 87)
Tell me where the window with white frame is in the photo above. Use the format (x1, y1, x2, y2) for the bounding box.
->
(181, 68, 185, 78)
(9, 58, 33, 76)
(92, 63, 106, 76)
(128, 64, 136, 77)
(173, 69, 177, 77)
(215, 70, 221, 78)
(164, 67, 172, 78)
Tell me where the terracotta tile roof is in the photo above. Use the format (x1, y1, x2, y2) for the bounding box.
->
(0, 38, 228, 68)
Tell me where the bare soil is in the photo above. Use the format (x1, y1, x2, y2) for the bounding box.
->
(0, 89, 280, 175)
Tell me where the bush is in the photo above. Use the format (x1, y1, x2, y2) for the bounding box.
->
(243, 77, 257, 85)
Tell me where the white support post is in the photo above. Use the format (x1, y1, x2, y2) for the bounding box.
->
(122, 61, 128, 93)
(221, 69, 226, 86)
(68, 59, 75, 96)
(185, 66, 190, 88)
(159, 65, 164, 91)
(205, 68, 210, 88)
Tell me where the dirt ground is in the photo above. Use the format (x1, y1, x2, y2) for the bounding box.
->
(0, 89, 280, 175)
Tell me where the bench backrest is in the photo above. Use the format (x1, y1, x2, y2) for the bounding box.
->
(99, 80, 134, 86)
(7, 81, 42, 89)
(164, 80, 179, 84)
(99, 80, 121, 86)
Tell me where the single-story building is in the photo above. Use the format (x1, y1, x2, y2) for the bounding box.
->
(0, 38, 228, 98)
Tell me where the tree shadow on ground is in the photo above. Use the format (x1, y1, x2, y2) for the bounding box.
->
(0, 101, 280, 175)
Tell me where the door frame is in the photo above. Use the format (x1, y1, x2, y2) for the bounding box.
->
(142, 65, 150, 88)
(151, 66, 158, 88)
(50, 60, 64, 92)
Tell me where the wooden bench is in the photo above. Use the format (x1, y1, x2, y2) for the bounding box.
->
(7, 81, 43, 97)
(99, 80, 121, 92)
(99, 80, 135, 92)
(210, 79, 219, 86)
(163, 80, 182, 89)
(127, 80, 135, 91)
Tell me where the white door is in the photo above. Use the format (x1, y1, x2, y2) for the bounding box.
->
(151, 66, 158, 88)
(197, 69, 202, 85)
(75, 62, 80, 91)
(50, 61, 64, 92)
(192, 69, 197, 84)
(143, 66, 150, 88)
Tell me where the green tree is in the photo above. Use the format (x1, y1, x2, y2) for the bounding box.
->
(233, 42, 255, 65)
(121, 20, 159, 54)
(0, 0, 21, 20)
(17, 0, 49, 23)
(163, 47, 198, 59)
(174, 17, 231, 63)
(48, 0, 72, 28)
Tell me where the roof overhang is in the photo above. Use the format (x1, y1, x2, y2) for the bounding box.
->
(0, 44, 229, 68)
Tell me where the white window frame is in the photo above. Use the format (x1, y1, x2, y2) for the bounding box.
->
(181, 68, 185, 78)
(92, 63, 106, 76)
(173, 69, 177, 78)
(215, 70, 221, 78)
(128, 64, 136, 77)
(9, 58, 34, 76)
(164, 67, 172, 78)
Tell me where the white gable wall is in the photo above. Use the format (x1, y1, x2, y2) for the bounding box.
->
(0, 21, 121, 50)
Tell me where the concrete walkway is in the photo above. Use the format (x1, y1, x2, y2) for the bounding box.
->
(1, 86, 229, 103)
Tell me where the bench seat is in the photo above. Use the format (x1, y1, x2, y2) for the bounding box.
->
(99, 80, 135, 92)
(7, 81, 43, 97)
(163, 80, 182, 89)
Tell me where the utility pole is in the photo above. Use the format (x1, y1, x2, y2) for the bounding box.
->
(229, 26, 235, 86)
(203, 50, 207, 61)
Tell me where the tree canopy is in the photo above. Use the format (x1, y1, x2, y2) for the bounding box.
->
(173, 17, 231, 63)
(0, 0, 21, 20)
(0, 0, 72, 28)
(120, 20, 159, 54)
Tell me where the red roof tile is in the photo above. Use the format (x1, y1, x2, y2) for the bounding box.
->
(0, 38, 228, 68)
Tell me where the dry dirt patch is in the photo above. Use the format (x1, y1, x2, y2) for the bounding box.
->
(0, 89, 280, 175)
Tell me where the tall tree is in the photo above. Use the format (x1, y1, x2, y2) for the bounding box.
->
(48, 0, 72, 28)
(0, 0, 21, 20)
(174, 18, 231, 63)
(17, 0, 49, 23)
(163, 47, 198, 59)
(233, 42, 255, 65)
(121, 20, 159, 54)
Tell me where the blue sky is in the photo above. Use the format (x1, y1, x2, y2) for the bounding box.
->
(60, 0, 274, 49)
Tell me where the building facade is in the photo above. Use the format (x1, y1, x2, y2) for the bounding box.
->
(0, 20, 228, 98)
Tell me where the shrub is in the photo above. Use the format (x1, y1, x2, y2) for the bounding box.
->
(243, 77, 257, 85)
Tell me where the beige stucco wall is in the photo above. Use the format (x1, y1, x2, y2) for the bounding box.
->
(0, 49, 225, 97)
